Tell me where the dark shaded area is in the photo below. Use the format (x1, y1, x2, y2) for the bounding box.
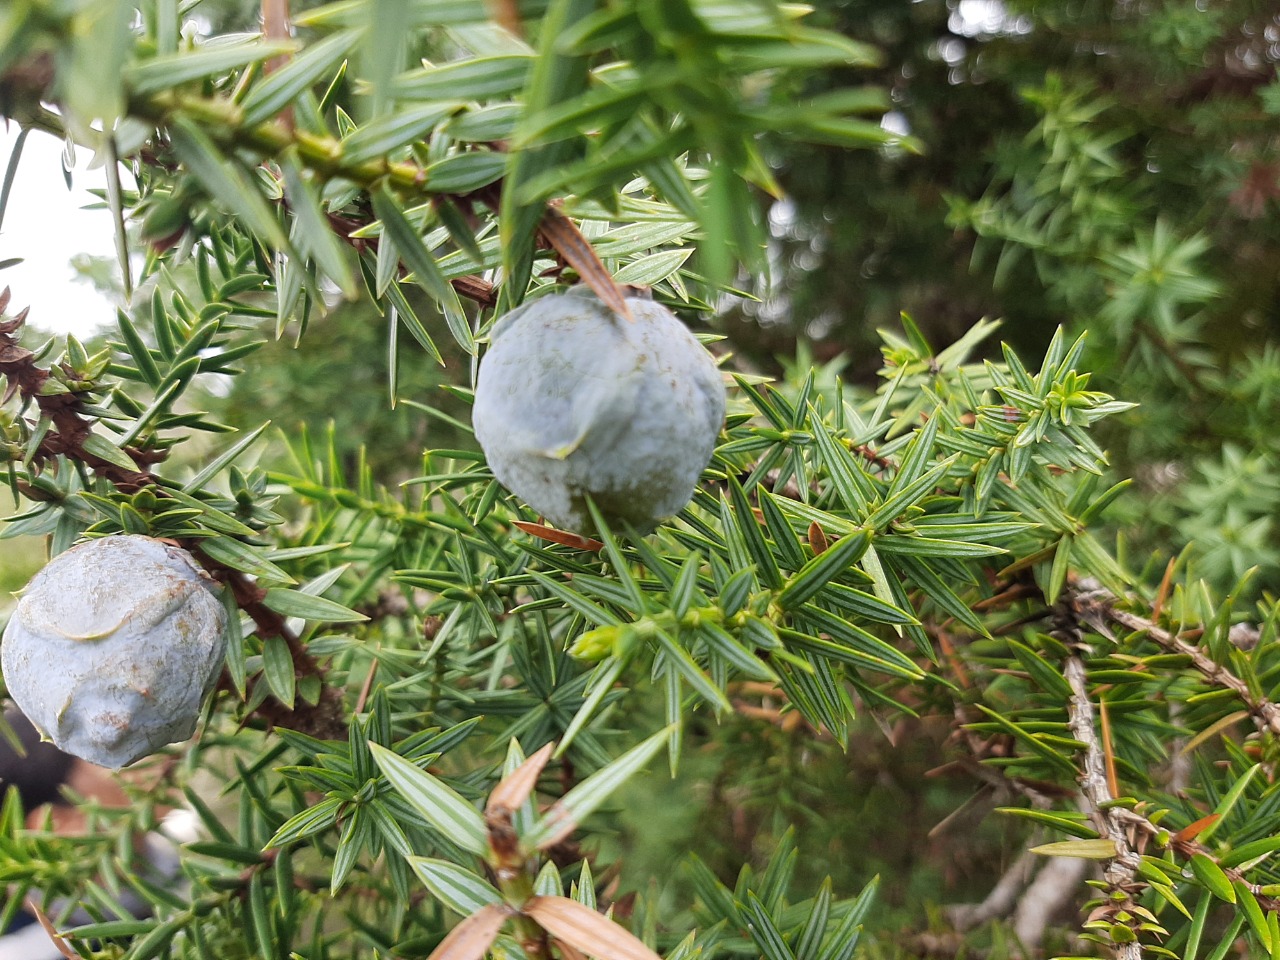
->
(0, 705, 73, 813)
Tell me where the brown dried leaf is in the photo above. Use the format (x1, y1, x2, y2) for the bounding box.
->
(0, 342, 32, 365)
(488, 740, 555, 815)
(26, 900, 77, 960)
(1098, 697, 1119, 799)
(0, 305, 30, 336)
(488, 0, 524, 36)
(807, 521, 828, 556)
(539, 208, 631, 321)
(937, 630, 971, 690)
(524, 896, 661, 960)
(1152, 556, 1176, 620)
(512, 521, 604, 553)
(428, 903, 513, 960)
(1173, 813, 1221, 844)
(452, 274, 497, 308)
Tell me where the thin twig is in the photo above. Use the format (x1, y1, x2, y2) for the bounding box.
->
(261, 0, 291, 64)
(946, 849, 1039, 931)
(1012, 854, 1090, 952)
(353, 655, 379, 715)
(198, 551, 347, 738)
(1096, 602, 1280, 738)
(1110, 806, 1280, 911)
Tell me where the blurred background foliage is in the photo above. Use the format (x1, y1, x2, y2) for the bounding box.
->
(2, 0, 1277, 955)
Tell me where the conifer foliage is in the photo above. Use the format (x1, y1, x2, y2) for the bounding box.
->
(0, 4, 1276, 960)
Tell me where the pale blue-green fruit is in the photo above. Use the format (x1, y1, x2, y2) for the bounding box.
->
(473, 287, 725, 534)
(1, 535, 227, 769)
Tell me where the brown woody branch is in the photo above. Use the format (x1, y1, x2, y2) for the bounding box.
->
(1062, 650, 1144, 960)
(0, 293, 155, 488)
(1045, 589, 1146, 959)
(1051, 587, 1278, 953)
(946, 849, 1039, 931)
(1062, 655, 1142, 880)
(1089, 599, 1280, 739)
(197, 549, 346, 738)
(951, 577, 1278, 743)
(942, 581, 1279, 956)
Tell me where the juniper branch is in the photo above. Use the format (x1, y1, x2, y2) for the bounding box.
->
(1054, 591, 1145, 960)
(1079, 595, 1280, 738)
(0, 288, 346, 739)
(1110, 808, 1280, 912)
